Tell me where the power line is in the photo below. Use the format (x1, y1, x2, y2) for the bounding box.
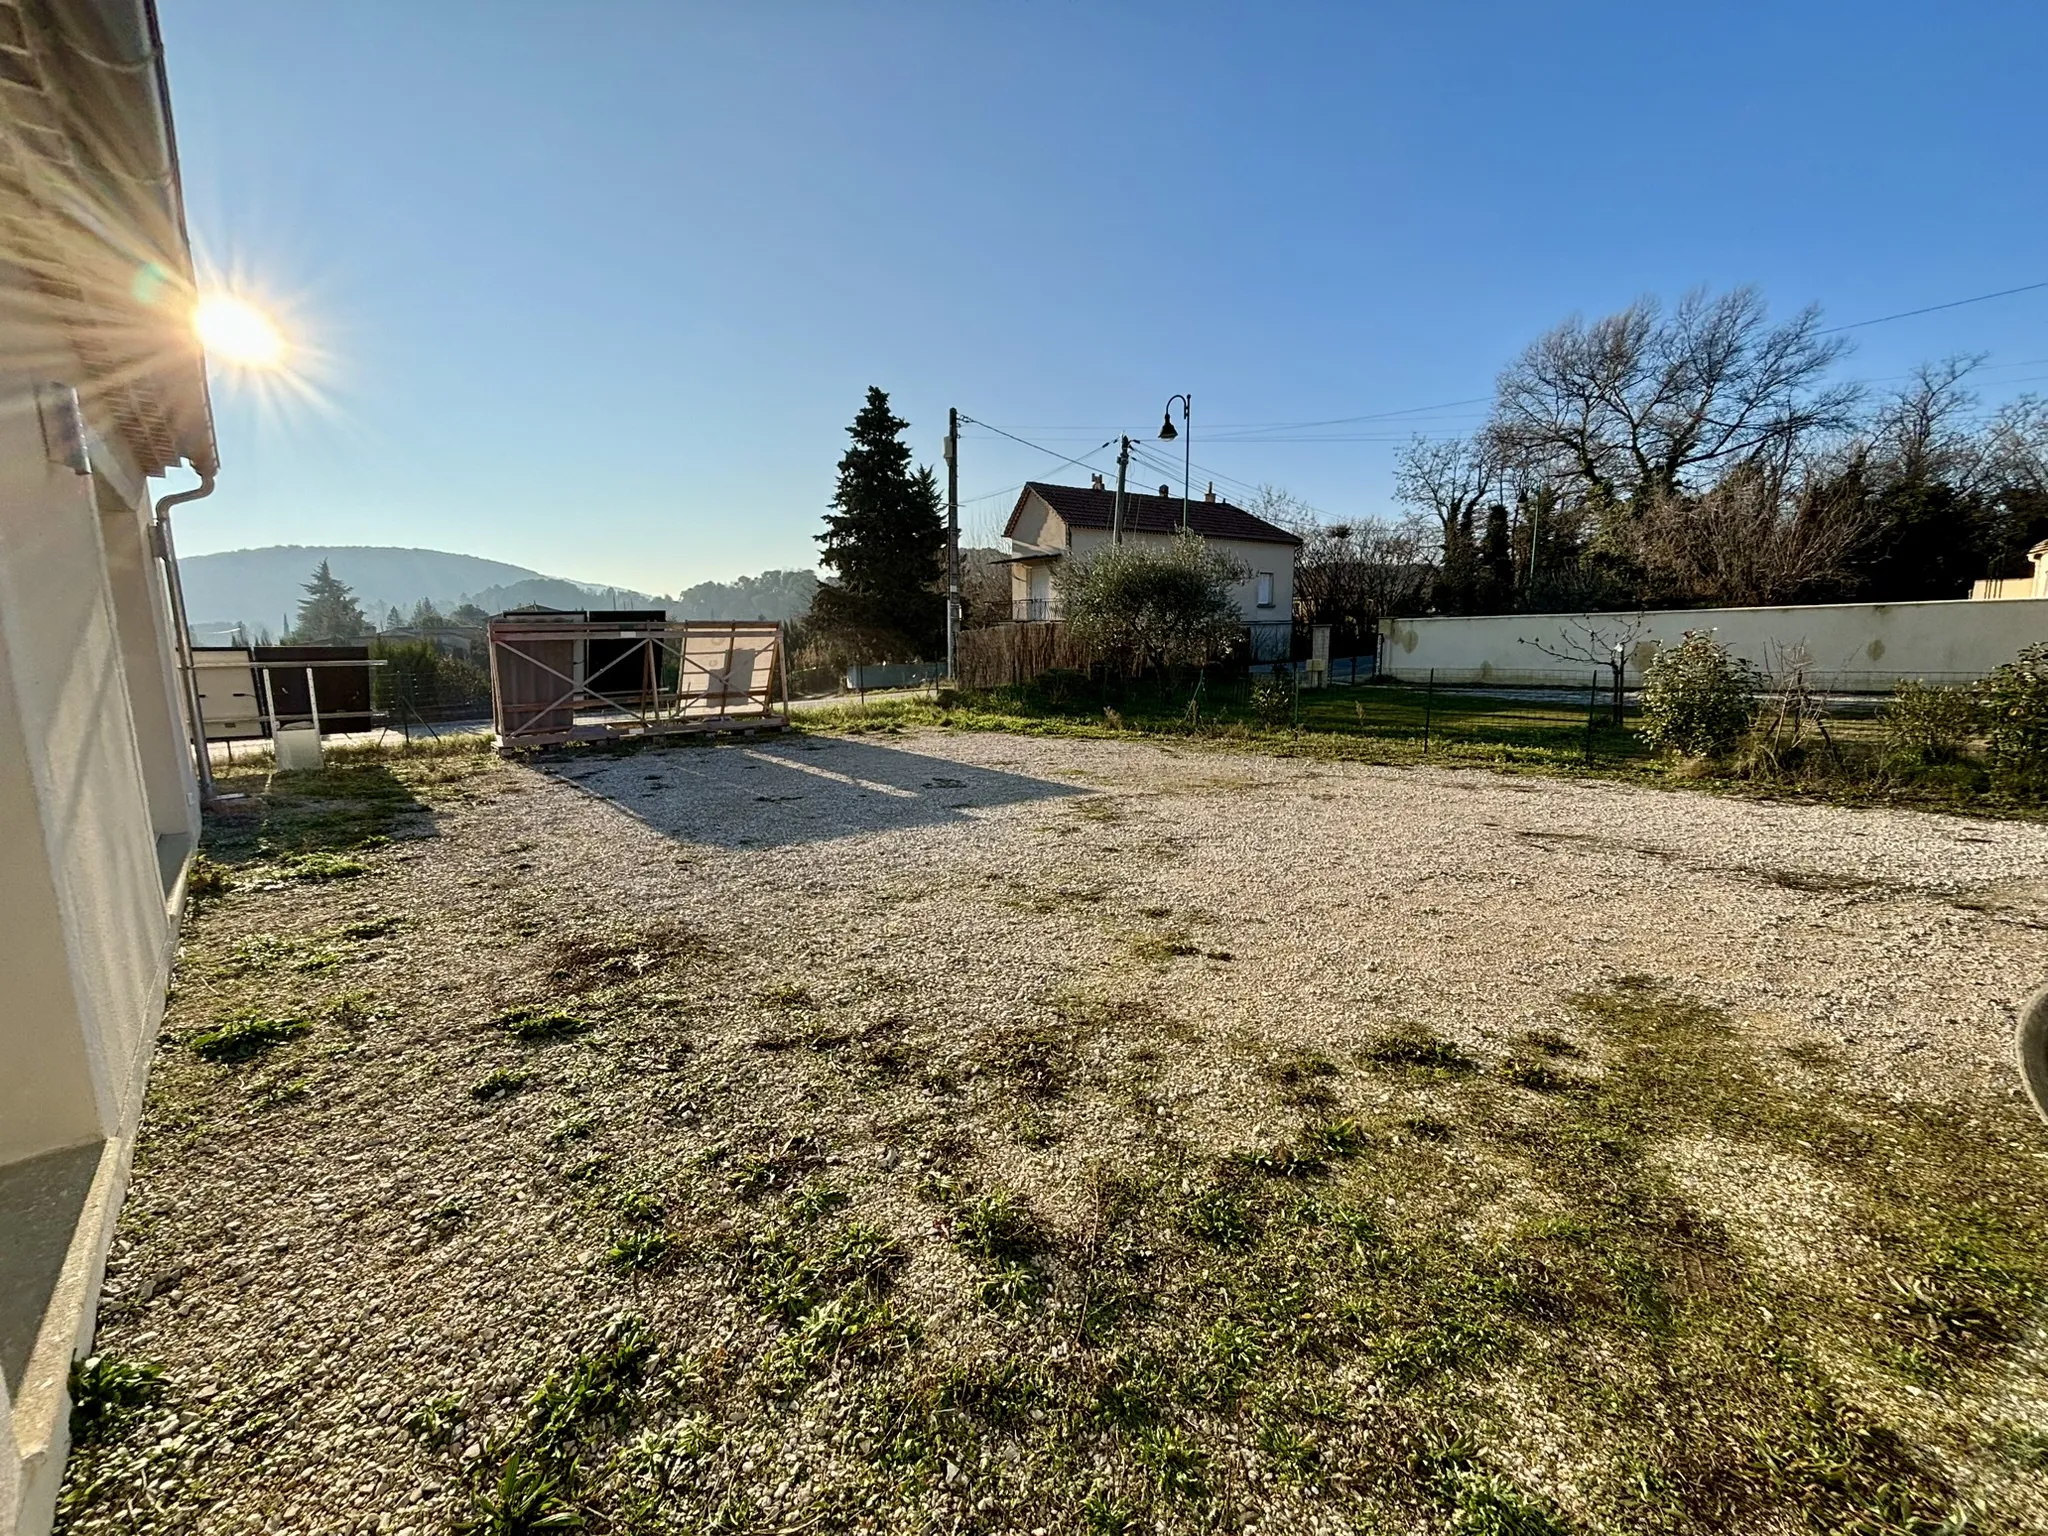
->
(958, 415, 1116, 479)
(1818, 281, 2048, 335)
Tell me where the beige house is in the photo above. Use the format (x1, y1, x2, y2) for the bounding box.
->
(0, 6, 218, 1532)
(1971, 541, 2048, 601)
(1000, 480, 1301, 624)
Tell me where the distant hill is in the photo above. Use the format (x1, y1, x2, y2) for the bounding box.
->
(177, 544, 819, 642)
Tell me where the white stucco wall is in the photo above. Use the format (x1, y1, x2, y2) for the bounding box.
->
(1379, 597, 2048, 684)
(0, 307, 191, 1168)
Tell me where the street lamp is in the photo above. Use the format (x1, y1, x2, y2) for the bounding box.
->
(1159, 393, 1191, 530)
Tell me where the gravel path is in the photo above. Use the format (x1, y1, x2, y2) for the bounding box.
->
(61, 730, 2048, 1534)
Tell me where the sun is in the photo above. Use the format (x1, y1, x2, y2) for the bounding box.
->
(193, 293, 286, 368)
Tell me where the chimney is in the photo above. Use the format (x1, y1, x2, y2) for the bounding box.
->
(1090, 472, 1105, 490)
(1205, 481, 1216, 502)
(1158, 484, 1171, 498)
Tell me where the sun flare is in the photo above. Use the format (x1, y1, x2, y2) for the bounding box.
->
(193, 293, 286, 368)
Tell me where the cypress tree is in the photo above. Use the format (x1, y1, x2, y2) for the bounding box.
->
(292, 560, 369, 643)
(813, 387, 946, 659)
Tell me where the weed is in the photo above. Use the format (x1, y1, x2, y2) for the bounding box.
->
(403, 1392, 466, 1449)
(1360, 1028, 1478, 1075)
(613, 1189, 665, 1224)
(1401, 1115, 1455, 1141)
(759, 981, 817, 1009)
(1012, 1104, 1062, 1147)
(976, 1261, 1046, 1310)
(953, 1191, 1047, 1265)
(459, 1447, 580, 1536)
(472, 1066, 530, 1100)
(68, 1355, 164, 1442)
(1180, 1187, 1257, 1246)
(247, 1072, 311, 1109)
(1134, 1424, 1209, 1502)
(325, 991, 376, 1029)
(1445, 1469, 1571, 1535)
(184, 854, 232, 899)
(336, 913, 403, 940)
(493, 1007, 591, 1042)
(188, 1011, 309, 1063)
(550, 1114, 599, 1145)
(605, 1230, 673, 1273)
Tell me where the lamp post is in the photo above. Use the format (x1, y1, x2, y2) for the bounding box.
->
(1158, 393, 1191, 530)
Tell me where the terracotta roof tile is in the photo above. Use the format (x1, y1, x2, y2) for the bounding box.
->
(1004, 482, 1302, 547)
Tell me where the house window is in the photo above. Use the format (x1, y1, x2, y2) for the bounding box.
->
(1255, 572, 1275, 609)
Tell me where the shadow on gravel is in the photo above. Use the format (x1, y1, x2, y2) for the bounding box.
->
(541, 734, 1081, 850)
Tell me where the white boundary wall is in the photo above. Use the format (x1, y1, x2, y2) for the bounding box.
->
(1380, 597, 2048, 686)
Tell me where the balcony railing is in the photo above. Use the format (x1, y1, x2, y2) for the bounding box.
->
(1011, 598, 1055, 622)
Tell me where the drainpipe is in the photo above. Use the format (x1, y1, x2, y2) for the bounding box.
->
(154, 472, 216, 800)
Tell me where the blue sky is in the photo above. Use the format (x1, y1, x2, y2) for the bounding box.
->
(164, 1, 2048, 590)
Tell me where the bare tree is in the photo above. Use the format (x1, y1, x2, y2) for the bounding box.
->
(1249, 486, 1435, 644)
(1635, 458, 1880, 607)
(1520, 611, 1648, 723)
(1488, 286, 1862, 510)
(1394, 435, 1500, 552)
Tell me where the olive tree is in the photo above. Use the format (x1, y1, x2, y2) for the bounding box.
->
(1055, 533, 1244, 677)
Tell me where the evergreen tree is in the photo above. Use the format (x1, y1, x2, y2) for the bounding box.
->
(292, 560, 369, 643)
(1477, 503, 1514, 612)
(812, 387, 946, 658)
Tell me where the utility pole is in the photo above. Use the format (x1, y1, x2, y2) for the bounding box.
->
(945, 407, 960, 682)
(1112, 435, 1130, 543)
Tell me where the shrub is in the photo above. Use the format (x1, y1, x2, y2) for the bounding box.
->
(1055, 533, 1245, 676)
(1980, 642, 2048, 789)
(1637, 631, 1754, 757)
(1248, 670, 1294, 727)
(1881, 681, 1980, 765)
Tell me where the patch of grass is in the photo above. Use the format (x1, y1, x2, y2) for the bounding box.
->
(336, 914, 404, 940)
(1264, 1048, 1341, 1109)
(220, 931, 341, 974)
(980, 1020, 1076, 1099)
(1520, 1027, 1584, 1059)
(279, 850, 371, 882)
(759, 981, 817, 1009)
(613, 1188, 665, 1224)
(493, 1006, 592, 1042)
(1360, 1027, 1478, 1076)
(68, 1355, 164, 1442)
(472, 1066, 530, 1100)
(188, 1010, 309, 1063)
(1401, 1114, 1456, 1141)
(1502, 1058, 1589, 1094)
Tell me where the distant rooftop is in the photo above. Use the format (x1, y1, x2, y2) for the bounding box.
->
(1007, 481, 1303, 547)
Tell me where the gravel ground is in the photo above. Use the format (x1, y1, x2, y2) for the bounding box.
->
(59, 729, 2048, 1535)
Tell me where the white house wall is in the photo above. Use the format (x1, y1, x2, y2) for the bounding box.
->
(1379, 598, 2048, 684)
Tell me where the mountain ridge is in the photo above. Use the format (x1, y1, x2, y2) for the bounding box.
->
(177, 545, 819, 639)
